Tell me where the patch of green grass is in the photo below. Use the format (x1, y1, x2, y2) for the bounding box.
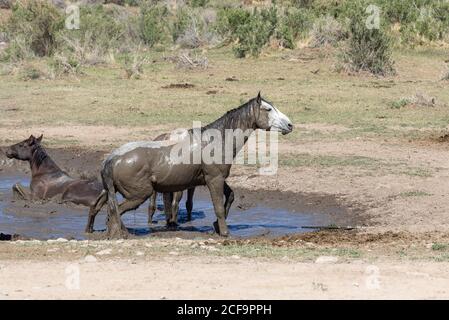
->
(279, 154, 383, 168)
(398, 191, 432, 197)
(400, 167, 433, 178)
(432, 243, 448, 251)
(214, 243, 362, 261)
(390, 98, 410, 109)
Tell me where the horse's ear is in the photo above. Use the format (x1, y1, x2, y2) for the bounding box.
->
(27, 135, 35, 145)
(27, 135, 37, 146)
(256, 91, 262, 105)
(36, 134, 43, 143)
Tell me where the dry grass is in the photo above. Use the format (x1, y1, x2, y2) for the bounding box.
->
(0, 47, 448, 144)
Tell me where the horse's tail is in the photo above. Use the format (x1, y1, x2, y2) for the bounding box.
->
(101, 158, 119, 215)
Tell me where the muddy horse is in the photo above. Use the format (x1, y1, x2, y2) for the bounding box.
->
(147, 133, 235, 228)
(4, 135, 103, 227)
(92, 93, 293, 238)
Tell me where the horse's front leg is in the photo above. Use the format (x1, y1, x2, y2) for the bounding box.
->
(169, 191, 183, 228)
(186, 187, 195, 221)
(148, 192, 157, 224)
(12, 183, 30, 200)
(224, 181, 234, 219)
(205, 175, 228, 237)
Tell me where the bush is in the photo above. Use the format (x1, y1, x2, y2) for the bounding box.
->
(283, 7, 313, 39)
(309, 15, 346, 47)
(215, 7, 251, 41)
(275, 20, 295, 49)
(2, 0, 63, 59)
(48, 53, 82, 77)
(56, 4, 136, 65)
(188, 0, 209, 8)
(120, 50, 149, 79)
(232, 7, 279, 57)
(340, 3, 395, 76)
(139, 4, 169, 47)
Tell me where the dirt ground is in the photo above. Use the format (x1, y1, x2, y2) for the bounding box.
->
(2, 136, 449, 299)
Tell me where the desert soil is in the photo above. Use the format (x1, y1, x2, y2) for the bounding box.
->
(2, 129, 449, 299)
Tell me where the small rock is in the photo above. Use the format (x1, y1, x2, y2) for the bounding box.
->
(84, 255, 97, 263)
(135, 251, 144, 256)
(169, 251, 179, 256)
(47, 248, 59, 253)
(96, 248, 112, 256)
(231, 255, 240, 260)
(55, 238, 68, 243)
(315, 256, 339, 264)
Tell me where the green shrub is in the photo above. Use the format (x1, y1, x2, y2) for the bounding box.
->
(275, 20, 295, 49)
(232, 7, 278, 58)
(139, 4, 169, 47)
(340, 2, 395, 76)
(56, 4, 136, 65)
(283, 7, 313, 39)
(2, 0, 63, 59)
(188, 0, 209, 8)
(215, 7, 251, 41)
(171, 7, 192, 42)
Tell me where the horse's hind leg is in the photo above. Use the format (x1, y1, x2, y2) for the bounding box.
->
(148, 192, 157, 224)
(186, 188, 195, 221)
(167, 191, 183, 230)
(102, 164, 128, 239)
(119, 197, 148, 216)
(12, 183, 30, 200)
(163, 192, 175, 229)
(85, 190, 107, 233)
(224, 181, 234, 219)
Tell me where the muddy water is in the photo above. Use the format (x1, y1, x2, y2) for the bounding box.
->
(0, 174, 354, 240)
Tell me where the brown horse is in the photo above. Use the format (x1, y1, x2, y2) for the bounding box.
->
(4, 135, 103, 230)
(92, 93, 293, 238)
(147, 133, 235, 228)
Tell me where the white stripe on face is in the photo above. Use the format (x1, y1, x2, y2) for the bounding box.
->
(261, 100, 292, 133)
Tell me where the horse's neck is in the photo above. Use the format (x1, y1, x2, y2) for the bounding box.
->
(203, 103, 256, 159)
(30, 147, 63, 177)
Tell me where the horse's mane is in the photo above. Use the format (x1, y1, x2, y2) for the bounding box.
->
(32, 144, 61, 172)
(202, 98, 258, 133)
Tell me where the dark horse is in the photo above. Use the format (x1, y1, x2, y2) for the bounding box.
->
(92, 93, 293, 238)
(147, 133, 235, 228)
(4, 135, 103, 226)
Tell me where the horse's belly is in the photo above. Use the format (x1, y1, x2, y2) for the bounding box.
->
(153, 164, 204, 192)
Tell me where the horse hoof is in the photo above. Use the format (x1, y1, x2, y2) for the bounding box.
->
(166, 222, 178, 231)
(213, 221, 220, 234)
(213, 221, 229, 237)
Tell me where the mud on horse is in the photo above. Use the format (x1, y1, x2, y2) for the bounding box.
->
(91, 93, 293, 238)
(147, 133, 235, 229)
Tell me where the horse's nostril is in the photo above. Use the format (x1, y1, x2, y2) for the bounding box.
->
(287, 123, 293, 130)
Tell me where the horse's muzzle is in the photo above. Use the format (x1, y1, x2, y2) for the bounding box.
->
(3, 149, 14, 158)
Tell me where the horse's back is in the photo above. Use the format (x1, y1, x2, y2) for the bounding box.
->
(62, 179, 103, 207)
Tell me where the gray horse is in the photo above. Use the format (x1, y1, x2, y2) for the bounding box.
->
(90, 93, 293, 238)
(147, 133, 235, 228)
